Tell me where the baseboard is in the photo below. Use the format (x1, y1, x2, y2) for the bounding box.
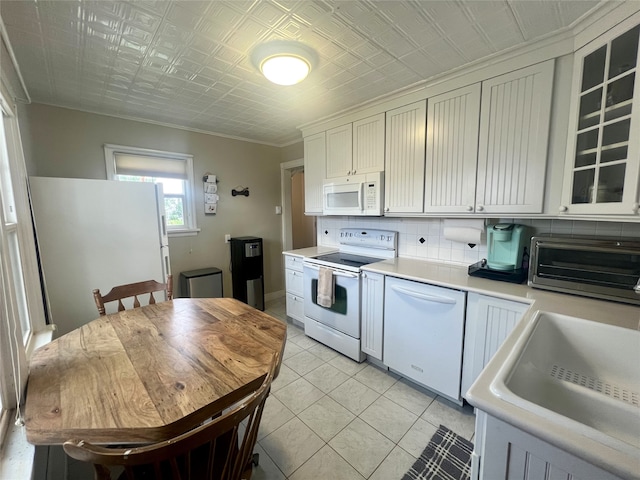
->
(265, 290, 285, 302)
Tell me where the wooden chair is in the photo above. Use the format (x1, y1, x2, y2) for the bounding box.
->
(63, 353, 278, 480)
(93, 275, 173, 316)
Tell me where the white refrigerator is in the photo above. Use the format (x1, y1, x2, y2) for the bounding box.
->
(29, 176, 171, 336)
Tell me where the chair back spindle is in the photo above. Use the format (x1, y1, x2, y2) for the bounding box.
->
(93, 275, 173, 316)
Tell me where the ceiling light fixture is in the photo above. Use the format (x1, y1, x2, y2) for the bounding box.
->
(251, 41, 318, 86)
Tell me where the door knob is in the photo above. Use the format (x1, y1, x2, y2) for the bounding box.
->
(466, 205, 473, 212)
(476, 205, 484, 212)
(559, 205, 568, 212)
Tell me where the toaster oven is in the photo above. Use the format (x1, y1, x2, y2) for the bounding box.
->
(528, 235, 640, 305)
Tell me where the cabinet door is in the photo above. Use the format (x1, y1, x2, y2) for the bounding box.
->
(353, 114, 385, 175)
(360, 271, 384, 360)
(384, 100, 427, 213)
(561, 16, 640, 216)
(304, 132, 326, 214)
(461, 293, 528, 399)
(476, 60, 554, 214)
(325, 124, 353, 178)
(424, 84, 481, 213)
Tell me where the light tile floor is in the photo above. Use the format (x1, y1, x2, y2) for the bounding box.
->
(257, 297, 476, 480)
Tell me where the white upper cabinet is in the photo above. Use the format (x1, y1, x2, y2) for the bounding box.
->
(353, 114, 385, 175)
(384, 100, 427, 213)
(304, 131, 326, 214)
(561, 15, 640, 216)
(325, 124, 353, 178)
(476, 60, 554, 214)
(326, 114, 385, 179)
(424, 84, 481, 213)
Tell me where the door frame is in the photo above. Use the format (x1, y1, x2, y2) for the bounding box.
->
(280, 158, 304, 252)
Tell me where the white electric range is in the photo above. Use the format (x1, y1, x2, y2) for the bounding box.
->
(303, 228, 397, 362)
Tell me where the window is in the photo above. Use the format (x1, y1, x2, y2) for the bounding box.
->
(104, 145, 199, 236)
(0, 93, 47, 443)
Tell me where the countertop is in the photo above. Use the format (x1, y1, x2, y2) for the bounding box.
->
(361, 257, 640, 330)
(284, 248, 640, 478)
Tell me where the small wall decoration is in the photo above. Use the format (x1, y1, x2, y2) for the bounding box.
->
(203, 174, 218, 214)
(231, 186, 249, 197)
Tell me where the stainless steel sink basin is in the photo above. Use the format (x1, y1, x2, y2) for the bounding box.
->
(491, 311, 640, 454)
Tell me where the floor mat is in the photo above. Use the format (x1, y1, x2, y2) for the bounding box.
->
(402, 425, 473, 480)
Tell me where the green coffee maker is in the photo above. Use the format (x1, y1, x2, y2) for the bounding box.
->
(486, 224, 529, 270)
(468, 223, 530, 283)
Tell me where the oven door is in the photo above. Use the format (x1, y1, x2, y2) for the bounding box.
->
(303, 263, 361, 338)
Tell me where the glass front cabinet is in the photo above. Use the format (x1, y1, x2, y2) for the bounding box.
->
(561, 16, 640, 216)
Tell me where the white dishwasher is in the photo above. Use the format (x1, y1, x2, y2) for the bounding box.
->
(383, 276, 466, 404)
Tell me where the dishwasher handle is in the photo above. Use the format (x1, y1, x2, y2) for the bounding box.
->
(390, 285, 457, 304)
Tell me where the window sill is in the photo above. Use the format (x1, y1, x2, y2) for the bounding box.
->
(0, 420, 35, 480)
(0, 328, 54, 480)
(168, 228, 200, 237)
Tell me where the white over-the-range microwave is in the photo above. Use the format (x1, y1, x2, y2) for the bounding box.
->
(322, 171, 384, 216)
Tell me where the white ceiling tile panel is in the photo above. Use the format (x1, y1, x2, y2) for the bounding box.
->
(508, 1, 563, 39)
(0, 0, 600, 145)
(292, 2, 332, 26)
(225, 18, 270, 52)
(251, 1, 289, 28)
(557, 1, 600, 25)
(354, 12, 392, 38)
(374, 28, 418, 57)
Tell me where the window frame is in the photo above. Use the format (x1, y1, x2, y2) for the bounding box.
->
(0, 91, 50, 447)
(104, 144, 199, 237)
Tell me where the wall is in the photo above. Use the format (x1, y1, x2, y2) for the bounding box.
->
(317, 216, 640, 266)
(279, 141, 303, 163)
(18, 103, 286, 298)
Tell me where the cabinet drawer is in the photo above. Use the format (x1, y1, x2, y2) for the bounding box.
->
(285, 255, 304, 272)
(285, 268, 304, 296)
(286, 292, 304, 322)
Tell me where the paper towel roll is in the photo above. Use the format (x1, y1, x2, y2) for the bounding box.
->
(443, 226, 484, 244)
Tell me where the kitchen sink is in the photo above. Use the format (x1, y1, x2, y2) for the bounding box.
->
(491, 311, 640, 453)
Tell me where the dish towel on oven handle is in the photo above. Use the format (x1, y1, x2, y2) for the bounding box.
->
(317, 266, 335, 308)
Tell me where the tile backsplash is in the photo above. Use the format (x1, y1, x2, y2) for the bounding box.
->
(316, 217, 640, 267)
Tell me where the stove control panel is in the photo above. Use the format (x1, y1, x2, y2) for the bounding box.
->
(339, 228, 398, 251)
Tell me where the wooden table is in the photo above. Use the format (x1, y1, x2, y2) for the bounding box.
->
(24, 298, 286, 445)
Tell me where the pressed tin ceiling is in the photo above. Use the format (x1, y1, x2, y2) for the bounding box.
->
(0, 0, 600, 146)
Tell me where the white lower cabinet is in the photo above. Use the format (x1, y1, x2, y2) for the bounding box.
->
(473, 411, 623, 480)
(383, 276, 466, 403)
(284, 254, 305, 325)
(360, 271, 384, 360)
(461, 293, 528, 399)
(286, 293, 304, 323)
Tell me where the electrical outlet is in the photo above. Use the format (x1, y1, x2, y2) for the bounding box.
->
(224, 234, 231, 243)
